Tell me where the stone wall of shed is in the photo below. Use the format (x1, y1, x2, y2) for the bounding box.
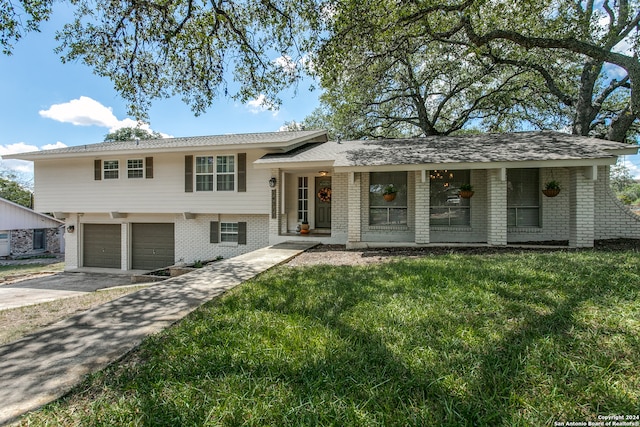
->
(9, 228, 62, 256)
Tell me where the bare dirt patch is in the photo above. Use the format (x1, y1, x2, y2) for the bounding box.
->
(285, 239, 640, 267)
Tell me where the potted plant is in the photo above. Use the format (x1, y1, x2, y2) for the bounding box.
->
(542, 180, 561, 197)
(300, 220, 310, 234)
(458, 184, 474, 199)
(383, 184, 398, 201)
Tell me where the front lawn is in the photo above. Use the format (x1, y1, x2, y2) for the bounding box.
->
(17, 250, 640, 426)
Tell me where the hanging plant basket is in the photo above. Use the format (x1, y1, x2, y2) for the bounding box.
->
(458, 190, 474, 199)
(383, 193, 397, 202)
(542, 180, 561, 197)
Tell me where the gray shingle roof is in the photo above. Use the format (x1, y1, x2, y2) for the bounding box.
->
(255, 131, 637, 168)
(5, 130, 328, 160)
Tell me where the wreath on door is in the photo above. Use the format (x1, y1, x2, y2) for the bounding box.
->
(317, 187, 332, 203)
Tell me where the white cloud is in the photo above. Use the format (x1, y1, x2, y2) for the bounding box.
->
(42, 141, 68, 150)
(0, 142, 40, 174)
(247, 94, 278, 116)
(39, 96, 167, 135)
(274, 55, 297, 75)
(622, 155, 640, 180)
(0, 141, 68, 176)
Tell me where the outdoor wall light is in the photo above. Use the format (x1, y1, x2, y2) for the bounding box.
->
(66, 225, 75, 233)
(319, 170, 329, 176)
(268, 177, 277, 188)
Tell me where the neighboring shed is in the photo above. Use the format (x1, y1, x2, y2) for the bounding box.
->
(0, 197, 64, 258)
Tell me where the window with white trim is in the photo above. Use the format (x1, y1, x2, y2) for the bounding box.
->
(430, 170, 471, 226)
(127, 159, 144, 178)
(220, 222, 239, 242)
(195, 155, 235, 191)
(103, 160, 119, 179)
(298, 177, 308, 222)
(507, 168, 540, 227)
(369, 172, 408, 225)
(216, 155, 235, 191)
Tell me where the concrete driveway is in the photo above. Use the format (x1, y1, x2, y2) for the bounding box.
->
(0, 272, 136, 310)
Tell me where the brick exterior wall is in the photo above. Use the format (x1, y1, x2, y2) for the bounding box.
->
(569, 168, 595, 247)
(487, 168, 508, 245)
(331, 172, 349, 241)
(414, 171, 429, 244)
(175, 213, 270, 263)
(595, 166, 640, 239)
(347, 172, 362, 244)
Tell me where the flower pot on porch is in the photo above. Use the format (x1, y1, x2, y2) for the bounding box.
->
(383, 193, 397, 202)
(300, 222, 310, 234)
(458, 190, 474, 199)
(542, 189, 561, 197)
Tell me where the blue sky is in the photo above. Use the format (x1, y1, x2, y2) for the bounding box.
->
(0, 5, 320, 179)
(1, 4, 639, 181)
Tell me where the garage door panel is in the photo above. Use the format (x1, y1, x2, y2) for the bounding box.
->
(132, 223, 175, 270)
(83, 224, 121, 268)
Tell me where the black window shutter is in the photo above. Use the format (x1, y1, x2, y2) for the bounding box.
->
(238, 222, 247, 245)
(145, 157, 154, 179)
(237, 153, 246, 192)
(94, 160, 102, 180)
(185, 155, 193, 192)
(210, 221, 219, 243)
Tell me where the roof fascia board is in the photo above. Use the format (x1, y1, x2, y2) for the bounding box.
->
(333, 157, 619, 173)
(5, 130, 329, 161)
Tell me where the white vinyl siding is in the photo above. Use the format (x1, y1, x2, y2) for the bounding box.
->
(31, 152, 269, 214)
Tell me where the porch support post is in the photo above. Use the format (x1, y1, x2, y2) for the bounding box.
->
(120, 223, 129, 270)
(415, 170, 430, 244)
(569, 167, 595, 247)
(487, 168, 507, 245)
(347, 172, 361, 245)
(268, 168, 281, 239)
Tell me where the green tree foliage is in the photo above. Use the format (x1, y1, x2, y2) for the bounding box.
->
(53, 0, 320, 119)
(310, 0, 640, 141)
(0, 171, 33, 208)
(3, 0, 639, 143)
(104, 127, 163, 142)
(0, 0, 53, 55)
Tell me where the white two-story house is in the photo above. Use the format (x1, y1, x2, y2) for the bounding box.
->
(6, 130, 640, 271)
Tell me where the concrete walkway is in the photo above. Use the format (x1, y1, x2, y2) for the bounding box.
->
(0, 242, 315, 425)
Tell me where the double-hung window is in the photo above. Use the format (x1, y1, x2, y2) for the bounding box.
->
(369, 172, 408, 225)
(127, 159, 144, 178)
(216, 156, 235, 191)
(195, 155, 235, 191)
(220, 222, 239, 242)
(103, 160, 119, 179)
(430, 170, 471, 226)
(507, 168, 540, 227)
(195, 156, 214, 191)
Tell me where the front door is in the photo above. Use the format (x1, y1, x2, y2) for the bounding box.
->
(315, 176, 331, 228)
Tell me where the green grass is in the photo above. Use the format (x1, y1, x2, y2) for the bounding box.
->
(17, 251, 640, 426)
